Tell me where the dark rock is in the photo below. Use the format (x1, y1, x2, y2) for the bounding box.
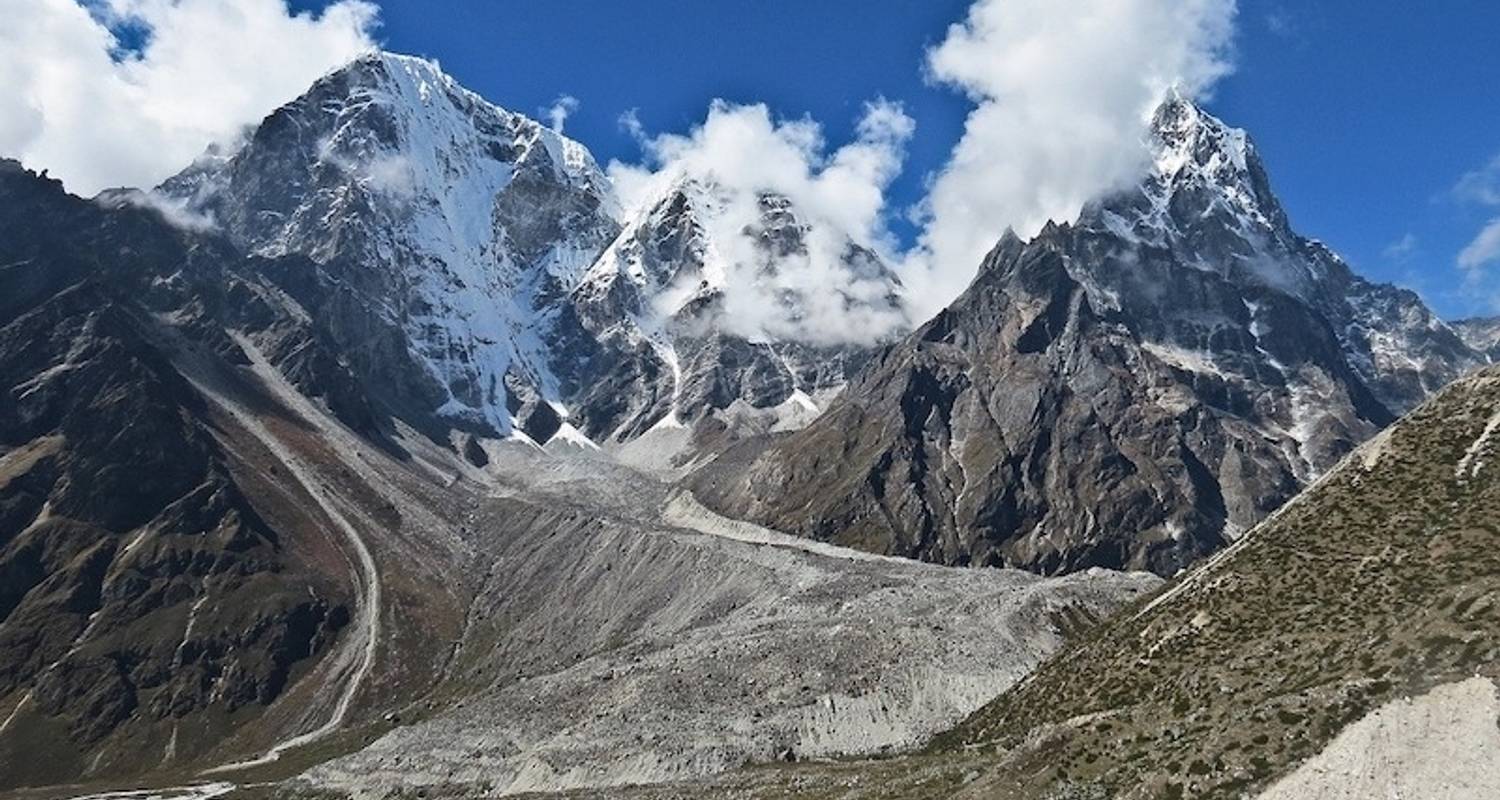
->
(0, 159, 353, 789)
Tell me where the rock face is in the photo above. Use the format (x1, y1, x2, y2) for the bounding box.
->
(567, 178, 904, 450)
(161, 52, 621, 439)
(0, 161, 356, 787)
(693, 96, 1487, 576)
(1453, 316, 1500, 362)
(162, 53, 903, 455)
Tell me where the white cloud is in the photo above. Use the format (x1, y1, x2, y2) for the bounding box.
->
(316, 136, 413, 198)
(543, 94, 580, 134)
(1383, 232, 1419, 262)
(1459, 218, 1500, 273)
(1455, 155, 1500, 207)
(1454, 155, 1500, 279)
(616, 108, 652, 151)
(106, 188, 219, 231)
(900, 0, 1239, 320)
(607, 100, 914, 345)
(0, 0, 379, 197)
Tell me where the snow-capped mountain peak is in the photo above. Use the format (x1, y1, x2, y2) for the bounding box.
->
(161, 51, 623, 437)
(1146, 93, 1286, 236)
(159, 52, 901, 452)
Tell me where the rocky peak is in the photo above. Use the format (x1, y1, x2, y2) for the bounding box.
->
(578, 173, 902, 335)
(694, 96, 1488, 576)
(1077, 95, 1303, 298)
(1148, 92, 1277, 218)
(1454, 316, 1500, 362)
(159, 51, 623, 439)
(561, 172, 905, 451)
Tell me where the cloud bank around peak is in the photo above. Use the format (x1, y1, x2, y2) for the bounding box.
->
(0, 0, 379, 197)
(5, 0, 1246, 343)
(903, 0, 1239, 320)
(603, 0, 1240, 340)
(607, 99, 916, 345)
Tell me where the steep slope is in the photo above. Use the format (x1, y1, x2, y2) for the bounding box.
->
(548, 361, 1500, 800)
(0, 161, 368, 788)
(921, 364, 1500, 799)
(694, 96, 1486, 576)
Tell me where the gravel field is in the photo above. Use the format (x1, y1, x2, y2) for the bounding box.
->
(294, 443, 1160, 797)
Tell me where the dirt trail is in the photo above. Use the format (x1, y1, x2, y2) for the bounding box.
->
(64, 782, 236, 800)
(662, 491, 892, 563)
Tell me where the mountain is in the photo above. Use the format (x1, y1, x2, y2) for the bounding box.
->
(691, 95, 1487, 576)
(567, 176, 905, 467)
(0, 159, 374, 786)
(920, 363, 1500, 799)
(923, 364, 1500, 798)
(160, 53, 904, 461)
(7, 49, 1495, 800)
(1454, 316, 1500, 361)
(159, 52, 620, 444)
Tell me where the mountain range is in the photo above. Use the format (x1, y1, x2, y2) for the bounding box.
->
(157, 53, 903, 465)
(1, 51, 1496, 799)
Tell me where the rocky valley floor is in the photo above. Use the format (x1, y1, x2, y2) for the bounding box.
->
(3, 339, 1158, 800)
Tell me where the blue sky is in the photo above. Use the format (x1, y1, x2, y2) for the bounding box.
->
(304, 0, 1499, 319)
(20, 1, 1491, 320)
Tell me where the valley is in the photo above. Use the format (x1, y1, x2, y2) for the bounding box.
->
(1, 37, 1496, 800)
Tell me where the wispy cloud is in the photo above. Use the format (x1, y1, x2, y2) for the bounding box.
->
(1265, 10, 1293, 36)
(1460, 219, 1500, 273)
(1383, 232, 1419, 262)
(618, 108, 648, 146)
(105, 188, 219, 232)
(0, 0, 379, 197)
(1455, 155, 1500, 207)
(543, 94, 580, 134)
(1454, 154, 1500, 276)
